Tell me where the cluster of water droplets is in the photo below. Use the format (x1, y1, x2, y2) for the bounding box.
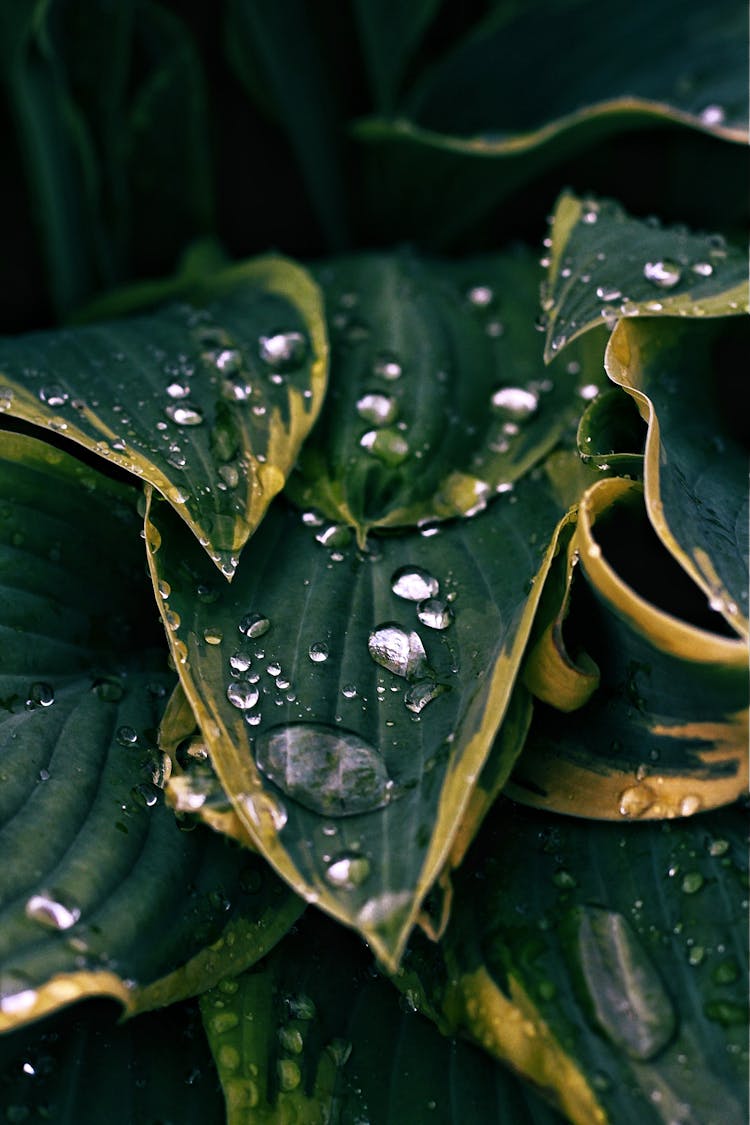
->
(367, 564, 455, 717)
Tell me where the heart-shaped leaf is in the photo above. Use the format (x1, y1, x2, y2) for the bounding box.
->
(288, 247, 607, 542)
(0, 431, 300, 1031)
(606, 317, 749, 638)
(144, 450, 594, 970)
(420, 798, 749, 1125)
(0, 256, 328, 575)
(201, 910, 566, 1125)
(542, 191, 749, 361)
(508, 477, 748, 819)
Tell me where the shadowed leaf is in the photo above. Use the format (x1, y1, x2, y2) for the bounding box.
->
(0, 257, 327, 574)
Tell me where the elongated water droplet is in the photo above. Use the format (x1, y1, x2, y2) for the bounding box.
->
(26, 893, 81, 931)
(165, 403, 203, 426)
(490, 386, 539, 420)
(356, 392, 398, 426)
(258, 330, 308, 371)
(575, 907, 676, 1060)
(203, 626, 223, 645)
(315, 524, 352, 549)
(39, 386, 69, 407)
(239, 613, 270, 638)
(226, 681, 260, 710)
(255, 723, 392, 816)
(368, 624, 427, 679)
(643, 260, 682, 289)
(391, 566, 439, 602)
(326, 853, 371, 889)
(416, 598, 453, 630)
(691, 261, 714, 278)
(404, 680, 448, 714)
(595, 285, 622, 302)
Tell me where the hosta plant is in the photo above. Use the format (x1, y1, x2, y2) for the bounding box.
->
(0, 2, 747, 1123)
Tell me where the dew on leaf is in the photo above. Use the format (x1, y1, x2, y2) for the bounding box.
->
(165, 403, 204, 426)
(391, 566, 439, 602)
(643, 260, 682, 289)
(356, 392, 398, 426)
(166, 381, 191, 399)
(490, 386, 539, 420)
(28, 682, 55, 708)
(239, 613, 270, 638)
(226, 681, 260, 711)
(699, 104, 726, 126)
(416, 598, 453, 630)
(308, 642, 329, 663)
(404, 680, 448, 714)
(25, 893, 81, 931)
(258, 330, 308, 371)
(368, 623, 427, 679)
(691, 261, 714, 278)
(229, 652, 252, 673)
(360, 427, 410, 465)
(466, 285, 494, 307)
(39, 386, 69, 407)
(325, 853, 371, 889)
(372, 352, 402, 380)
(254, 723, 392, 816)
(595, 285, 622, 302)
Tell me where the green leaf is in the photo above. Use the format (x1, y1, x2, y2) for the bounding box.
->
(429, 798, 749, 1125)
(0, 431, 300, 1030)
(575, 385, 646, 475)
(201, 911, 566, 1125)
(144, 450, 590, 970)
(353, 0, 442, 114)
(225, 0, 350, 250)
(288, 247, 607, 542)
(197, 913, 562, 1125)
(508, 477, 748, 820)
(606, 317, 749, 638)
(353, 0, 748, 247)
(0, 256, 328, 574)
(0, 998, 225, 1123)
(543, 191, 749, 361)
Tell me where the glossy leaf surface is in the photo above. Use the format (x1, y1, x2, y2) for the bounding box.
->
(0, 257, 327, 574)
(145, 452, 589, 970)
(0, 432, 299, 1031)
(543, 191, 749, 361)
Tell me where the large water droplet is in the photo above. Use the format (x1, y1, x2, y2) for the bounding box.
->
(356, 392, 398, 426)
(618, 783, 657, 818)
(25, 893, 81, 931)
(575, 907, 676, 1060)
(239, 613, 270, 638)
(39, 386, 69, 408)
(165, 403, 204, 426)
(643, 260, 682, 289)
(258, 330, 308, 371)
(254, 723, 392, 816)
(404, 680, 448, 714)
(490, 386, 539, 420)
(325, 852, 371, 889)
(368, 624, 427, 679)
(227, 681, 260, 711)
(416, 598, 453, 630)
(391, 566, 439, 602)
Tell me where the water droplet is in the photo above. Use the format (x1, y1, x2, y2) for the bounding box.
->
(678, 794, 702, 817)
(643, 260, 682, 289)
(219, 463, 240, 489)
(39, 386, 69, 407)
(326, 853, 371, 889)
(286, 993, 316, 1020)
(239, 613, 270, 638)
(0, 386, 14, 410)
(202, 627, 223, 645)
(117, 726, 139, 746)
(25, 893, 81, 931)
(356, 392, 398, 426)
(582, 206, 599, 224)
(707, 838, 729, 857)
(578, 383, 600, 400)
(278, 1026, 304, 1054)
(254, 723, 392, 816)
(372, 352, 402, 380)
(0, 988, 37, 1016)
(360, 428, 410, 466)
(226, 681, 260, 711)
(466, 285, 494, 307)
(391, 566, 439, 602)
(490, 386, 539, 420)
(229, 652, 252, 673)
(618, 784, 656, 818)
(596, 285, 622, 302)
(691, 261, 714, 278)
(258, 330, 308, 371)
(681, 871, 704, 895)
(368, 624, 427, 679)
(166, 381, 191, 399)
(314, 524, 352, 550)
(575, 907, 676, 1060)
(308, 642, 329, 663)
(404, 680, 448, 714)
(341, 683, 357, 698)
(165, 403, 203, 426)
(416, 598, 453, 630)
(28, 682, 55, 707)
(214, 348, 242, 374)
(699, 104, 725, 126)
